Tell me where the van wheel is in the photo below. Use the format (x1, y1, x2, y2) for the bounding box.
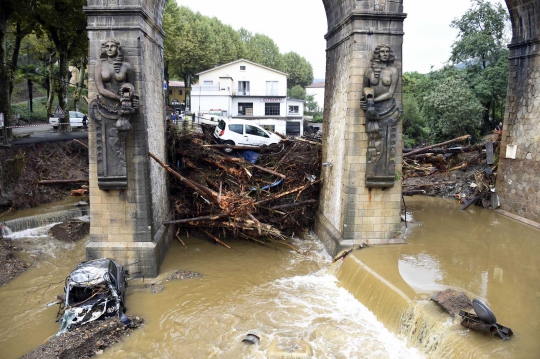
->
(53, 126, 58, 130)
(222, 141, 235, 154)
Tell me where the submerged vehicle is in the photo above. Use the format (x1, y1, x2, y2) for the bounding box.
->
(57, 258, 129, 332)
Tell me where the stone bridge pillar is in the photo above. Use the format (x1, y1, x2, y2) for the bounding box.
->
(316, 0, 406, 255)
(496, 0, 540, 223)
(84, 0, 172, 277)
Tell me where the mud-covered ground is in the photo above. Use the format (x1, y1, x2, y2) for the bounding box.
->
(0, 238, 28, 286)
(0, 140, 89, 213)
(22, 316, 144, 359)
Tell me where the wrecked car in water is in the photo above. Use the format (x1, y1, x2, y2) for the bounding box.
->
(57, 258, 129, 332)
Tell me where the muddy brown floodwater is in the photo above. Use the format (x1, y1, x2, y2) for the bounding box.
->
(0, 196, 538, 358)
(0, 228, 419, 358)
(338, 196, 540, 358)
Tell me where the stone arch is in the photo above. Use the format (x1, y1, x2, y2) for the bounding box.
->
(84, 0, 540, 275)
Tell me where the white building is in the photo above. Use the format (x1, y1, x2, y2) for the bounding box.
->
(305, 81, 325, 112)
(191, 59, 304, 136)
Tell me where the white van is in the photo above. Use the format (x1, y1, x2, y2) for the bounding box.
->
(213, 119, 282, 153)
(49, 111, 87, 130)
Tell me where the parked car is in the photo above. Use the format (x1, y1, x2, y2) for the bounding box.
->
(57, 258, 129, 332)
(49, 111, 87, 130)
(213, 119, 282, 153)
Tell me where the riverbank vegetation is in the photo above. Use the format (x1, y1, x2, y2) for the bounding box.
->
(402, 0, 510, 148)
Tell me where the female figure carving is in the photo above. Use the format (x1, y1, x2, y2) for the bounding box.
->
(90, 38, 139, 188)
(360, 44, 402, 188)
(94, 38, 138, 122)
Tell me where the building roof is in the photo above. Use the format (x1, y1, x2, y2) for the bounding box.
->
(197, 59, 289, 77)
(306, 81, 325, 88)
(169, 80, 185, 87)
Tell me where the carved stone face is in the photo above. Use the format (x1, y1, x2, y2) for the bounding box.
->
(104, 42, 118, 58)
(379, 47, 390, 62)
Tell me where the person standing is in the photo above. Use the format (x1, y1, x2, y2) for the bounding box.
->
(82, 114, 88, 130)
(495, 122, 503, 134)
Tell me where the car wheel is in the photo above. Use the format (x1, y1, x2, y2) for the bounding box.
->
(222, 140, 235, 154)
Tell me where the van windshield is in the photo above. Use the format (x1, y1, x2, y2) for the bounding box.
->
(217, 120, 226, 130)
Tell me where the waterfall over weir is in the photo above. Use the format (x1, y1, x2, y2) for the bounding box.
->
(336, 251, 525, 359)
(2, 207, 88, 234)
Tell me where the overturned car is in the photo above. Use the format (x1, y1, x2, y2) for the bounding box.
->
(57, 258, 129, 332)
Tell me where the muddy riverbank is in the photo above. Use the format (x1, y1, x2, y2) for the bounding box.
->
(0, 140, 88, 214)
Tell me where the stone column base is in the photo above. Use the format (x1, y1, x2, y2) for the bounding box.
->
(314, 212, 405, 257)
(86, 223, 173, 278)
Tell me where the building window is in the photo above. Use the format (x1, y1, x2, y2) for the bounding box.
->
(266, 81, 278, 96)
(238, 103, 253, 116)
(238, 81, 250, 96)
(203, 81, 213, 86)
(168, 90, 172, 95)
(179, 90, 183, 95)
(289, 105, 299, 114)
(261, 124, 275, 132)
(265, 103, 280, 116)
(240, 65, 246, 71)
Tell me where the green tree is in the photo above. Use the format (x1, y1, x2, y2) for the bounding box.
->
(305, 94, 319, 113)
(402, 95, 427, 147)
(450, 0, 509, 131)
(287, 85, 306, 100)
(0, 0, 35, 135)
(423, 76, 484, 142)
(208, 18, 244, 65)
(164, 5, 218, 110)
(243, 33, 284, 71)
(33, 0, 88, 131)
(282, 52, 313, 89)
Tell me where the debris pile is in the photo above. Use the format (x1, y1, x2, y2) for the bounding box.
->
(156, 124, 322, 250)
(49, 219, 90, 242)
(21, 316, 144, 359)
(402, 135, 500, 209)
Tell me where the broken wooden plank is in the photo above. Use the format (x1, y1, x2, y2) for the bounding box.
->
(404, 135, 471, 158)
(38, 179, 89, 185)
(72, 139, 88, 149)
(255, 179, 323, 205)
(200, 228, 232, 249)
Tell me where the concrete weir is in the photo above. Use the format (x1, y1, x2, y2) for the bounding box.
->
(316, 1, 406, 255)
(84, 0, 173, 277)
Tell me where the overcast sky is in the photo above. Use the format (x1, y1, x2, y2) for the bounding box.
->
(174, 0, 508, 79)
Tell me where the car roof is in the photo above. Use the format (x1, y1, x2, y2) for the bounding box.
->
(222, 119, 266, 125)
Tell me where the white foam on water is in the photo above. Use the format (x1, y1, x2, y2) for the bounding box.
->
(258, 273, 424, 359)
(6, 222, 59, 240)
(4, 222, 76, 260)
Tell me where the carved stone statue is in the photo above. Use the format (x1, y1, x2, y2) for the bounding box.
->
(360, 44, 402, 188)
(89, 38, 139, 189)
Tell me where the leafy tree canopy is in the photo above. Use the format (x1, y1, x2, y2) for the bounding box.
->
(283, 52, 313, 89)
(423, 75, 484, 142)
(287, 85, 306, 100)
